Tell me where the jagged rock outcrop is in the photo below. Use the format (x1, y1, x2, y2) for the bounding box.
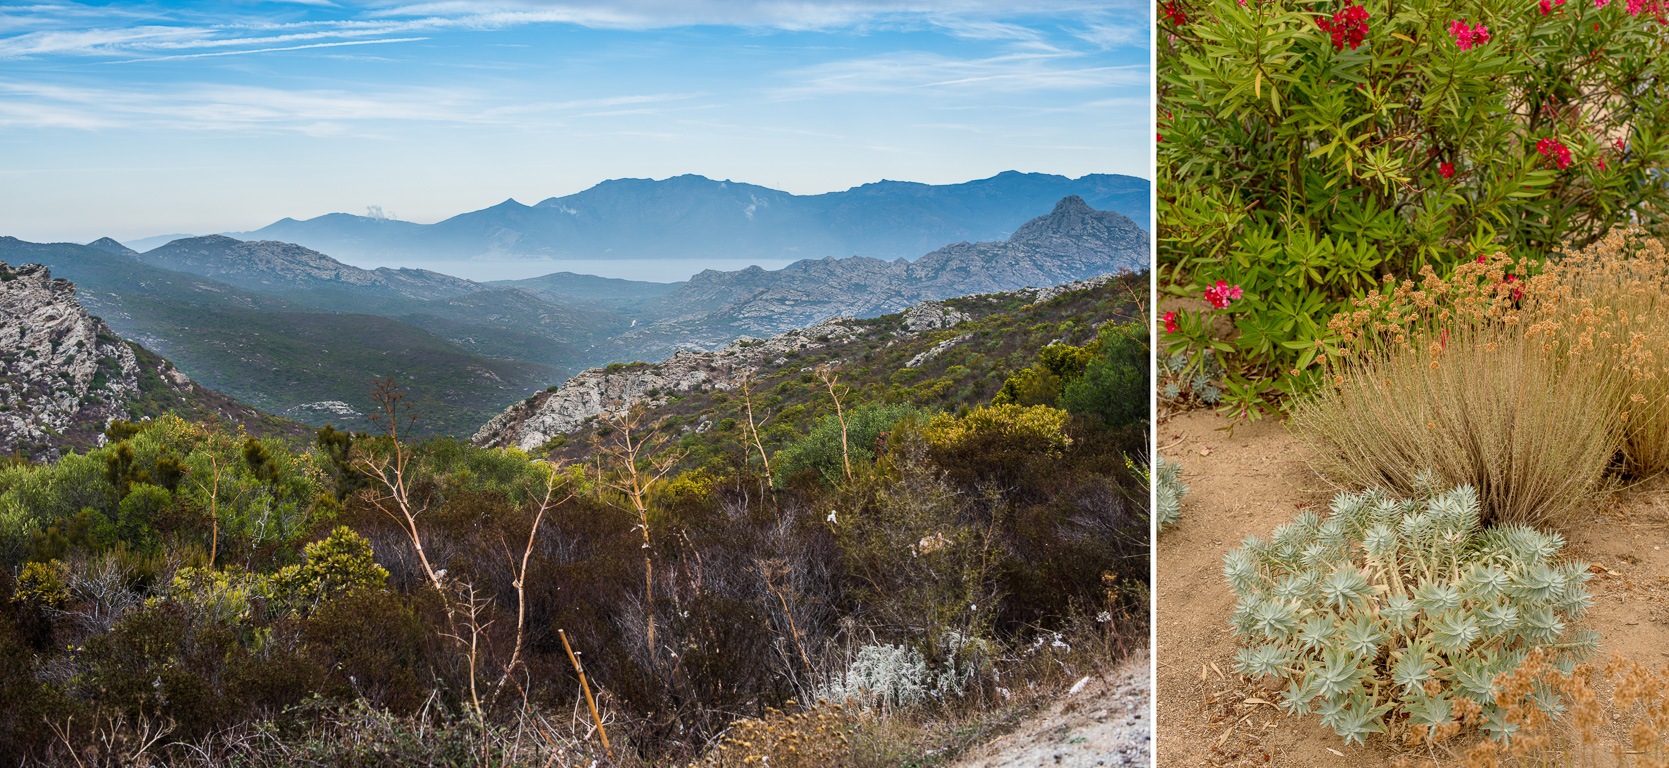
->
(604, 196, 1147, 358)
(473, 315, 866, 451)
(0, 262, 142, 456)
(0, 262, 302, 458)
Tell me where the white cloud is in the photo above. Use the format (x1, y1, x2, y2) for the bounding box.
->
(108, 37, 428, 63)
(773, 50, 1145, 97)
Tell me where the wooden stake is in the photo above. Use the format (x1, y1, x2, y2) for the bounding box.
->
(558, 629, 612, 759)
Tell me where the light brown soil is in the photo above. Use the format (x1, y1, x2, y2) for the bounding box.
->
(1155, 409, 1669, 768)
(953, 648, 1151, 768)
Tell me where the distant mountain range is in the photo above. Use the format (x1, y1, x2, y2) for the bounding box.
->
(0, 237, 565, 437)
(124, 171, 1149, 263)
(596, 195, 1150, 357)
(2, 182, 1149, 439)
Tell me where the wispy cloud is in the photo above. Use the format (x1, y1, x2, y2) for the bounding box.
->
(0, 0, 1139, 61)
(773, 50, 1145, 97)
(108, 37, 428, 63)
(0, 77, 717, 134)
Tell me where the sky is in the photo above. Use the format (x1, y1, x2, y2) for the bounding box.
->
(0, 1, 1151, 245)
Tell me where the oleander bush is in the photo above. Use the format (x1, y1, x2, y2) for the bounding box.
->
(1158, 0, 1669, 414)
(1224, 480, 1598, 746)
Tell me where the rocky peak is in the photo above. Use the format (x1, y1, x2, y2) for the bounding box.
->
(0, 261, 142, 458)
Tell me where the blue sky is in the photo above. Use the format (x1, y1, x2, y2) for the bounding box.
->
(0, 1, 1150, 244)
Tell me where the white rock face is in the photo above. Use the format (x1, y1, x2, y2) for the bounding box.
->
(473, 315, 865, 451)
(900, 301, 972, 333)
(0, 263, 142, 455)
(907, 333, 974, 368)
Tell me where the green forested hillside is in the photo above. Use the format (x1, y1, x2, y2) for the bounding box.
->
(0, 239, 561, 436)
(535, 274, 1146, 472)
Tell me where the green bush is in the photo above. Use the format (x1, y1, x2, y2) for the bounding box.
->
(1159, 0, 1669, 410)
(774, 403, 923, 486)
(1224, 480, 1597, 745)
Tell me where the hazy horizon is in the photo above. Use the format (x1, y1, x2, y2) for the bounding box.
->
(0, 1, 1149, 244)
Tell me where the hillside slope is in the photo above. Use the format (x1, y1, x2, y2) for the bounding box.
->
(474, 271, 1142, 454)
(0, 262, 305, 459)
(0, 239, 560, 437)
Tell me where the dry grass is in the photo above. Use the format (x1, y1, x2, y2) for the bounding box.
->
(1290, 322, 1623, 528)
(1525, 230, 1669, 475)
(1291, 252, 1632, 527)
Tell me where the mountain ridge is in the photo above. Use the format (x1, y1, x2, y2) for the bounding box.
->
(187, 171, 1149, 262)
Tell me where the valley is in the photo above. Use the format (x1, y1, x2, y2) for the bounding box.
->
(0, 182, 1147, 440)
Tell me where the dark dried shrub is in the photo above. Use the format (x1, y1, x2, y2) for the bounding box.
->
(302, 588, 435, 714)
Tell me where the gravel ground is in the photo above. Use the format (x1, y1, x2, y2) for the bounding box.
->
(952, 648, 1151, 768)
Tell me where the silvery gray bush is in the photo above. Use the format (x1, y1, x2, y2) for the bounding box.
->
(1224, 477, 1598, 745)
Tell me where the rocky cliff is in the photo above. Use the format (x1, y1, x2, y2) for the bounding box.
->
(472, 274, 1116, 452)
(0, 262, 305, 458)
(0, 262, 142, 457)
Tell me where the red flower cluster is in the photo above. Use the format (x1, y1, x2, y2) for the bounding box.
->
(1447, 20, 1491, 49)
(1536, 137, 1573, 169)
(1161, 1, 1188, 26)
(1538, 0, 1566, 14)
(1439, 162, 1456, 178)
(1316, 4, 1370, 51)
(1203, 280, 1244, 309)
(1627, 0, 1667, 20)
(1163, 311, 1179, 334)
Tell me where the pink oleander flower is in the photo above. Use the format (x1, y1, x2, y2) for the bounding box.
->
(1316, 4, 1370, 50)
(1448, 20, 1491, 49)
(1439, 162, 1456, 178)
(1203, 280, 1244, 309)
(1163, 311, 1179, 334)
(1162, 0, 1188, 26)
(1539, 0, 1566, 14)
(1536, 137, 1573, 169)
(1599, 158, 1608, 170)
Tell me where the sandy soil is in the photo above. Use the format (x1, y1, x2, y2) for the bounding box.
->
(952, 648, 1151, 768)
(1155, 409, 1669, 768)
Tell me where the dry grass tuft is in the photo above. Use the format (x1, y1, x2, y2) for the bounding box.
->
(1291, 322, 1622, 528)
(697, 702, 858, 768)
(1292, 253, 1627, 528)
(1526, 229, 1669, 475)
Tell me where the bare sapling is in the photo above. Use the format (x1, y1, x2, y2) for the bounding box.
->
(816, 366, 852, 481)
(596, 403, 688, 665)
(493, 460, 573, 705)
(738, 374, 774, 485)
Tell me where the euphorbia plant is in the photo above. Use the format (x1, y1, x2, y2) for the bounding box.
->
(1158, 0, 1669, 412)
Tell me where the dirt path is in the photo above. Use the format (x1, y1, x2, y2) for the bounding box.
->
(952, 648, 1151, 768)
(1155, 409, 1669, 768)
